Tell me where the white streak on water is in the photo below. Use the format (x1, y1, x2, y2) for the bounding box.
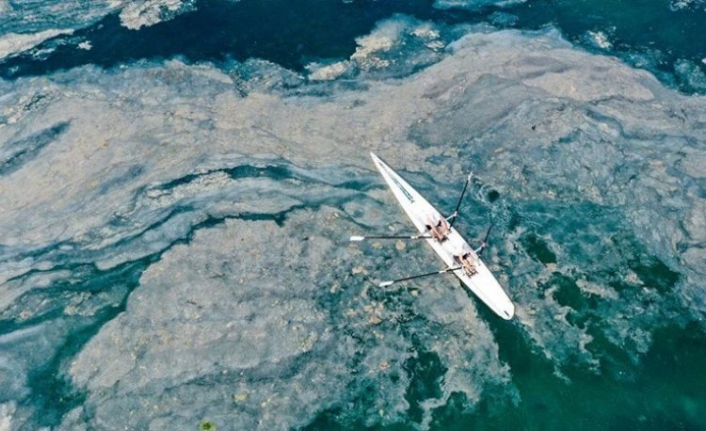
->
(306, 61, 351, 81)
(433, 0, 527, 10)
(586, 30, 612, 49)
(0, 269, 72, 312)
(118, 0, 196, 30)
(0, 29, 74, 61)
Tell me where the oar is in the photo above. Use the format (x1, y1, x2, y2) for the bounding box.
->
(475, 223, 494, 256)
(379, 266, 463, 287)
(449, 173, 473, 228)
(350, 234, 431, 242)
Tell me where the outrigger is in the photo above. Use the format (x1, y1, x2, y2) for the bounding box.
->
(350, 153, 515, 320)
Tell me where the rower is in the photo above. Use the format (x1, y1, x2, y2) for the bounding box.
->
(454, 244, 478, 277)
(424, 213, 450, 242)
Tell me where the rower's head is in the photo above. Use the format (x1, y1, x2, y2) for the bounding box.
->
(424, 211, 441, 224)
(455, 242, 472, 255)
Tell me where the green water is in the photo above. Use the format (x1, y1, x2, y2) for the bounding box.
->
(425, 322, 706, 431)
(303, 320, 706, 430)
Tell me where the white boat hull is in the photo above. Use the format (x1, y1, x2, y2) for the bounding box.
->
(370, 153, 515, 320)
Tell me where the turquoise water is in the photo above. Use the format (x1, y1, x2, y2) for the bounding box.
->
(302, 195, 706, 430)
(1, 0, 705, 429)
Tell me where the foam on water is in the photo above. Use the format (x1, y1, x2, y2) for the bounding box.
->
(0, 403, 14, 431)
(0, 0, 195, 36)
(0, 0, 198, 62)
(674, 59, 706, 93)
(305, 15, 451, 83)
(118, 0, 197, 30)
(0, 30, 74, 62)
(670, 0, 706, 10)
(433, 0, 527, 11)
(1, 15, 706, 429)
(58, 211, 508, 429)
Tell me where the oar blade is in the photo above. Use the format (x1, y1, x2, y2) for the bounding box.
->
(349, 236, 365, 242)
(379, 281, 394, 287)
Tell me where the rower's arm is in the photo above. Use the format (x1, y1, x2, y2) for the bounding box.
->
(474, 242, 486, 255)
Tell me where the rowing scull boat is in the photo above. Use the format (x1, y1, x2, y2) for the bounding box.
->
(369, 153, 515, 320)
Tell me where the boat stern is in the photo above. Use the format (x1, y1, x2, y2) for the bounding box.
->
(499, 303, 515, 320)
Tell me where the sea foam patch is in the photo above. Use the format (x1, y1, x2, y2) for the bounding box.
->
(0, 403, 15, 431)
(61, 211, 508, 430)
(0, 0, 198, 60)
(306, 15, 450, 82)
(0, 30, 74, 61)
(350, 16, 449, 79)
(118, 0, 197, 30)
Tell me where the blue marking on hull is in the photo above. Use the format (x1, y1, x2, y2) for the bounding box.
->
(380, 162, 415, 203)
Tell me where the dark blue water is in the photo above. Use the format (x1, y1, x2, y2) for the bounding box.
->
(2, 0, 705, 93)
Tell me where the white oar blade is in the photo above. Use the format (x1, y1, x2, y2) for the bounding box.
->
(379, 281, 394, 287)
(349, 236, 365, 242)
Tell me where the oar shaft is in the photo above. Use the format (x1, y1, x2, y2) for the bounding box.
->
(477, 223, 494, 256)
(450, 173, 472, 228)
(379, 266, 463, 287)
(350, 235, 431, 241)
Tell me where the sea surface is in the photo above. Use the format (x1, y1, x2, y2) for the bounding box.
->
(1, 0, 705, 430)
